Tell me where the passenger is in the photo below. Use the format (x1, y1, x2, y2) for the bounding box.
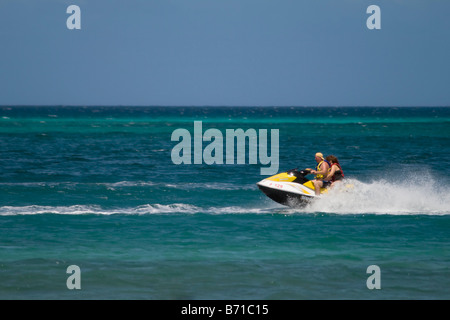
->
(325, 155, 345, 188)
(306, 152, 330, 196)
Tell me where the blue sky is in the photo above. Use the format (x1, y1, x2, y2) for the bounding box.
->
(1, 0, 449, 106)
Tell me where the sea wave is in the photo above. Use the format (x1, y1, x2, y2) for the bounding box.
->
(106, 181, 255, 191)
(0, 181, 255, 191)
(0, 203, 274, 216)
(1, 174, 448, 216)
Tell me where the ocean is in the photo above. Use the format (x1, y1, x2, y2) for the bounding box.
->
(0, 106, 449, 300)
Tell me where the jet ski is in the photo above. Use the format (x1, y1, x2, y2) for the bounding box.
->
(256, 169, 328, 207)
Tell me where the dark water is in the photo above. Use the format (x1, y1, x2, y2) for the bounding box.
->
(1, 106, 449, 299)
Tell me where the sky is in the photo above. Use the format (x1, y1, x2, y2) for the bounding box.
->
(1, 0, 450, 106)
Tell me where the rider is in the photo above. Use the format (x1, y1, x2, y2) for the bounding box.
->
(306, 152, 330, 196)
(325, 155, 345, 187)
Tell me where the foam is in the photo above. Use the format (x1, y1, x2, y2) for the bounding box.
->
(0, 203, 273, 216)
(296, 176, 450, 215)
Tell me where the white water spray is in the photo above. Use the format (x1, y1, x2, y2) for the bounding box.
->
(300, 175, 450, 215)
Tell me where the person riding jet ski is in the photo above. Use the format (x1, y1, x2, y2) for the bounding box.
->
(305, 152, 330, 196)
(256, 152, 346, 207)
(325, 155, 345, 188)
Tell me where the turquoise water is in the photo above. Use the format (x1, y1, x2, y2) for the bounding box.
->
(0, 106, 449, 299)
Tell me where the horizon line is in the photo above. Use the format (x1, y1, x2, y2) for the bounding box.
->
(1, 105, 449, 108)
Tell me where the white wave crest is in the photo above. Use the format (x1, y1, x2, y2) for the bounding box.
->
(0, 205, 106, 216)
(0, 203, 273, 216)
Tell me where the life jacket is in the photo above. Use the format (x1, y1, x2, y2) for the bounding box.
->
(315, 160, 330, 180)
(330, 163, 344, 182)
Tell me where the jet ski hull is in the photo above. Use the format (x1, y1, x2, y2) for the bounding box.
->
(257, 183, 314, 207)
(256, 169, 325, 208)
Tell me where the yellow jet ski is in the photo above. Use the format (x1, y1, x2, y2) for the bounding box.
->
(256, 169, 328, 207)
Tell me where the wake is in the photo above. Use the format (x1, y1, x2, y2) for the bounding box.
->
(1, 173, 448, 216)
(0, 203, 275, 216)
(297, 176, 450, 215)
